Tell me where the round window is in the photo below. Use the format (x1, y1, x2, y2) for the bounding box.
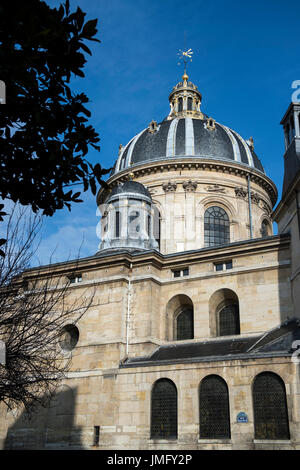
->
(59, 324, 79, 351)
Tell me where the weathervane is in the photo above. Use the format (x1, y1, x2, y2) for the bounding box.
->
(177, 48, 193, 75)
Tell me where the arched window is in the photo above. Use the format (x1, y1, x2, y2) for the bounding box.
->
(178, 98, 183, 112)
(204, 206, 230, 247)
(151, 379, 177, 439)
(261, 219, 269, 237)
(187, 97, 193, 111)
(253, 372, 290, 440)
(176, 308, 194, 340)
(218, 304, 240, 336)
(199, 375, 231, 439)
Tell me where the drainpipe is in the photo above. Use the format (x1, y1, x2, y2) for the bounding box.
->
(126, 263, 133, 356)
(247, 174, 253, 239)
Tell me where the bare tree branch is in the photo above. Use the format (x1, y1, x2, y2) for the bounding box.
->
(0, 204, 94, 416)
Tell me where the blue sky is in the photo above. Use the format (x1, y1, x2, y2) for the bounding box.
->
(7, 0, 300, 265)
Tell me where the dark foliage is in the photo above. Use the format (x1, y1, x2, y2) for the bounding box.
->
(0, 0, 110, 225)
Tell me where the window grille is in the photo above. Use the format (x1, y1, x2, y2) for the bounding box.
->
(253, 372, 290, 440)
(176, 308, 194, 340)
(151, 379, 177, 439)
(218, 304, 240, 336)
(199, 375, 231, 439)
(204, 206, 230, 247)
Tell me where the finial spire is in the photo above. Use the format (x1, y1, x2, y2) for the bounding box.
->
(168, 50, 204, 121)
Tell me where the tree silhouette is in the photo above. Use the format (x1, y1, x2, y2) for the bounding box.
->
(0, 0, 110, 255)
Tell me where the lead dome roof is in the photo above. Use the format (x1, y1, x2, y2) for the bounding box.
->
(107, 180, 152, 200)
(112, 74, 265, 176)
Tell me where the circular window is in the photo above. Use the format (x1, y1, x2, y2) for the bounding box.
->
(59, 324, 79, 351)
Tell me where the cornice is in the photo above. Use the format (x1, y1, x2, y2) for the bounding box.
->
(98, 158, 278, 207)
(24, 234, 290, 279)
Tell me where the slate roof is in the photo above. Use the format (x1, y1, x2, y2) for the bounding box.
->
(107, 180, 152, 200)
(121, 318, 300, 368)
(113, 117, 265, 175)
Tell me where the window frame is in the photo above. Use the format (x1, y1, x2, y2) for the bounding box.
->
(204, 206, 230, 248)
(150, 379, 178, 440)
(199, 375, 231, 440)
(252, 372, 290, 441)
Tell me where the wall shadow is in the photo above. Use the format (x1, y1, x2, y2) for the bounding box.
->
(4, 385, 83, 449)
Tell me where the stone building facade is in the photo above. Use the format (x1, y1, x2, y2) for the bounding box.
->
(1, 73, 300, 450)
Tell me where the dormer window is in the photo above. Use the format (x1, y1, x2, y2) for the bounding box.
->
(206, 117, 216, 131)
(148, 120, 158, 134)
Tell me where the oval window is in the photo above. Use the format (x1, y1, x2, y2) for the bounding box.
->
(59, 324, 79, 351)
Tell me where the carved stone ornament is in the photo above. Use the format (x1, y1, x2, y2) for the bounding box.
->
(118, 144, 123, 155)
(163, 181, 177, 192)
(183, 180, 197, 192)
(251, 191, 260, 205)
(207, 184, 225, 193)
(235, 186, 247, 198)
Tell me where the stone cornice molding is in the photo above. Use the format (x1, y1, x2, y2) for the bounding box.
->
(98, 158, 277, 207)
(23, 235, 290, 280)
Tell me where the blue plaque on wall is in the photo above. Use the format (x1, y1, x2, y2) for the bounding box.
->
(237, 412, 248, 423)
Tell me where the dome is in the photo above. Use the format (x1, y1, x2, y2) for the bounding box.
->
(107, 180, 152, 201)
(112, 73, 264, 176)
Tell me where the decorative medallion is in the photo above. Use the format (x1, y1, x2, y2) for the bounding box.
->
(163, 181, 177, 192)
(183, 180, 197, 192)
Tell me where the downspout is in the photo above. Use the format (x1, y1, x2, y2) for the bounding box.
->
(247, 174, 253, 239)
(126, 263, 133, 356)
